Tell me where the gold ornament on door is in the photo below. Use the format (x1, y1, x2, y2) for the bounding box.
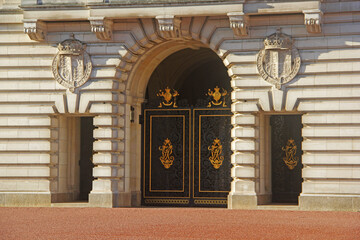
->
(157, 87, 179, 108)
(159, 138, 175, 169)
(207, 86, 227, 107)
(208, 138, 224, 169)
(282, 138, 299, 170)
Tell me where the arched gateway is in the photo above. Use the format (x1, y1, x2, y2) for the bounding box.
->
(141, 48, 232, 207)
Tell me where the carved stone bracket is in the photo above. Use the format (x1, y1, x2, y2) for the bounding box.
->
(303, 9, 323, 33)
(227, 12, 249, 37)
(155, 15, 181, 39)
(89, 17, 113, 41)
(23, 19, 46, 41)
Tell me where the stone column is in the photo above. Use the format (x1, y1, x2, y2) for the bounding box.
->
(123, 99, 143, 207)
(228, 99, 260, 209)
(89, 112, 128, 207)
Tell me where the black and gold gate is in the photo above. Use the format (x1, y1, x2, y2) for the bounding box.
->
(142, 87, 232, 207)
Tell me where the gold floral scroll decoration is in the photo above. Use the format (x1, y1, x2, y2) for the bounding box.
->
(159, 138, 175, 169)
(207, 86, 227, 107)
(282, 138, 299, 170)
(208, 138, 224, 169)
(157, 87, 179, 108)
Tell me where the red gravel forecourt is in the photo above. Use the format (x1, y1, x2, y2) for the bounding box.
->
(0, 207, 359, 240)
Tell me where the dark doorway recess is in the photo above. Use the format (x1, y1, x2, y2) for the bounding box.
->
(79, 117, 95, 201)
(142, 48, 232, 207)
(270, 115, 303, 203)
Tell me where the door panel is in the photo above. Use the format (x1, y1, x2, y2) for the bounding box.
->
(271, 115, 302, 203)
(193, 109, 232, 206)
(142, 109, 191, 205)
(142, 107, 232, 207)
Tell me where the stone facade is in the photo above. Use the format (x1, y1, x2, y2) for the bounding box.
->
(0, 0, 359, 211)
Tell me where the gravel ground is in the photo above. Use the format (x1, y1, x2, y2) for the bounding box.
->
(0, 207, 359, 240)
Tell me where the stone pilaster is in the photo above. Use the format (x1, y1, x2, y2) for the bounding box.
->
(228, 108, 260, 209)
(89, 115, 130, 207)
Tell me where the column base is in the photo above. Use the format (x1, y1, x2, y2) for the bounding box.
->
(0, 192, 51, 207)
(89, 192, 135, 207)
(227, 193, 258, 209)
(299, 194, 360, 211)
(131, 191, 141, 207)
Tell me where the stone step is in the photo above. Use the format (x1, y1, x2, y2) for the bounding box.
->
(51, 202, 90, 208)
(257, 204, 299, 211)
(50, 202, 300, 210)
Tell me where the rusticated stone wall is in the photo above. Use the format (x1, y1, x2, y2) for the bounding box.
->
(0, 0, 359, 210)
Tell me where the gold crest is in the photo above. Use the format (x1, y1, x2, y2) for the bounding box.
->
(282, 138, 299, 170)
(207, 86, 227, 107)
(159, 138, 175, 169)
(157, 87, 179, 108)
(208, 138, 224, 169)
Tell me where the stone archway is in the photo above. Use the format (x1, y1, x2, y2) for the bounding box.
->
(88, 15, 237, 207)
(116, 17, 233, 206)
(124, 41, 232, 206)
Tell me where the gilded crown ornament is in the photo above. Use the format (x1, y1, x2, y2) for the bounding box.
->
(207, 86, 227, 107)
(157, 87, 179, 108)
(257, 29, 301, 89)
(282, 138, 299, 170)
(52, 35, 92, 92)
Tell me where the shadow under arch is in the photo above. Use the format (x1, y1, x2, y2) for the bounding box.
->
(126, 39, 214, 102)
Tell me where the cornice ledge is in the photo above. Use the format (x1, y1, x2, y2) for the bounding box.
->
(303, 9, 323, 34)
(227, 12, 249, 37)
(89, 17, 113, 41)
(23, 19, 46, 41)
(155, 15, 181, 39)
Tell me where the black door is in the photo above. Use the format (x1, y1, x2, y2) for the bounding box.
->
(79, 117, 94, 200)
(192, 108, 232, 205)
(270, 115, 302, 203)
(142, 108, 191, 205)
(142, 87, 232, 207)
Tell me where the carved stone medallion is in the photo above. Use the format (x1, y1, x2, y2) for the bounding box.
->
(257, 30, 301, 89)
(52, 37, 92, 92)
